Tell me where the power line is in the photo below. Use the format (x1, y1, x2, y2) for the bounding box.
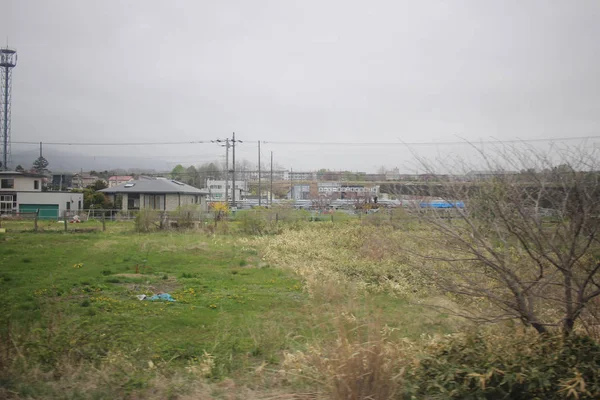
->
(12, 140, 213, 146)
(263, 135, 600, 146)
(11, 135, 600, 147)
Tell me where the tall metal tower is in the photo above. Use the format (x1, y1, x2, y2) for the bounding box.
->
(0, 47, 17, 171)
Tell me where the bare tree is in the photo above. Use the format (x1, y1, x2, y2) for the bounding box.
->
(407, 144, 600, 335)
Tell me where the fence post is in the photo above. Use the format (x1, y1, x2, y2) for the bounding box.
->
(64, 211, 68, 232)
(34, 209, 39, 232)
(331, 213, 334, 223)
(276, 213, 279, 223)
(102, 212, 106, 231)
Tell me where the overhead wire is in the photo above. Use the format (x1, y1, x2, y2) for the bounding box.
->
(12, 135, 600, 147)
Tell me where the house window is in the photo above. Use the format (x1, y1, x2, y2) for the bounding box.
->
(146, 195, 162, 210)
(0, 194, 14, 213)
(1, 179, 14, 189)
(127, 193, 140, 210)
(34, 180, 39, 190)
(66, 202, 71, 210)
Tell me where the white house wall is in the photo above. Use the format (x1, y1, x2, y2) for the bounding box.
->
(17, 192, 84, 216)
(8, 176, 42, 192)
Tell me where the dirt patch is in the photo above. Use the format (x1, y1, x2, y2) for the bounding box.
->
(126, 278, 181, 294)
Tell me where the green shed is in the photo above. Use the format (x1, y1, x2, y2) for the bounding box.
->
(19, 204, 59, 220)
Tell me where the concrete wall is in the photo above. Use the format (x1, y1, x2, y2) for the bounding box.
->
(121, 193, 128, 210)
(2, 176, 42, 192)
(17, 191, 84, 217)
(116, 193, 206, 212)
(166, 194, 201, 211)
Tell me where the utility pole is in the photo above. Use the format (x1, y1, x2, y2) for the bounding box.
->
(270, 151, 273, 206)
(232, 132, 236, 209)
(225, 139, 229, 205)
(258, 141, 261, 207)
(230, 132, 242, 209)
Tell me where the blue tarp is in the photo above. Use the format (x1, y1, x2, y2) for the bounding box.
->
(419, 201, 465, 209)
(148, 293, 176, 302)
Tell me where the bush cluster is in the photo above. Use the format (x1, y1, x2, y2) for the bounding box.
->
(404, 331, 600, 399)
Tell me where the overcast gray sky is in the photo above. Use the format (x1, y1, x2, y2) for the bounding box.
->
(2, 0, 599, 172)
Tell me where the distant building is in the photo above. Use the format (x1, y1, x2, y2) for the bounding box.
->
(1, 171, 83, 219)
(108, 175, 134, 187)
(51, 173, 74, 190)
(317, 181, 379, 200)
(287, 184, 311, 200)
(385, 168, 400, 181)
(100, 178, 208, 212)
(465, 170, 517, 181)
(73, 173, 104, 188)
(288, 171, 316, 181)
(204, 179, 248, 202)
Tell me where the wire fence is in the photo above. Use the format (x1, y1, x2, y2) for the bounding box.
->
(0, 205, 468, 234)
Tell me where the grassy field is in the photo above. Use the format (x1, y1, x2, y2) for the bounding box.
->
(4, 216, 596, 399)
(0, 219, 460, 399)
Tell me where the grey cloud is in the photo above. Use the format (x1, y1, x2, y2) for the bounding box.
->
(2, 0, 599, 171)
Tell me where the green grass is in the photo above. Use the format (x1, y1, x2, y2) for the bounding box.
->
(0, 226, 309, 377)
(0, 221, 460, 398)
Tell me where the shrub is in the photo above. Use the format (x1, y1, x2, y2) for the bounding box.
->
(404, 330, 600, 399)
(238, 211, 276, 235)
(134, 209, 160, 233)
(209, 202, 230, 221)
(172, 204, 203, 229)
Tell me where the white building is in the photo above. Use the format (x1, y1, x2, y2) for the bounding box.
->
(0, 171, 84, 219)
(317, 181, 379, 199)
(205, 179, 248, 202)
(288, 171, 316, 181)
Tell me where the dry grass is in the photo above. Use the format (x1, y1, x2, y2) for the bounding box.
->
(281, 314, 409, 400)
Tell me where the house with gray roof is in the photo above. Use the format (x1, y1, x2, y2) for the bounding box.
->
(100, 178, 209, 212)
